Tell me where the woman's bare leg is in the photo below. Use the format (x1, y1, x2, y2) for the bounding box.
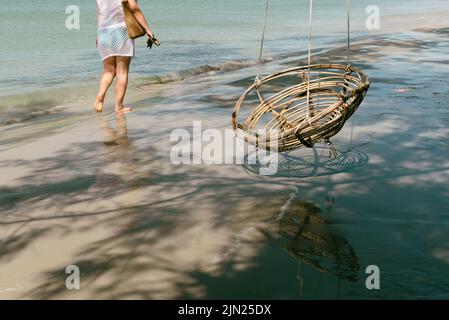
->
(94, 56, 117, 113)
(114, 56, 132, 114)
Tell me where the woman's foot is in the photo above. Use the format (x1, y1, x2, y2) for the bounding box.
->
(93, 96, 104, 113)
(115, 106, 133, 115)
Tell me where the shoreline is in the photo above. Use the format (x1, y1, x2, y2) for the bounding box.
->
(1, 7, 448, 123)
(0, 21, 447, 145)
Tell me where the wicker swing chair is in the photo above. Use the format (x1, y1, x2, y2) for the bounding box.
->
(232, 0, 370, 152)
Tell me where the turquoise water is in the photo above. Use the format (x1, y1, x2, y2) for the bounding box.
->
(0, 0, 447, 99)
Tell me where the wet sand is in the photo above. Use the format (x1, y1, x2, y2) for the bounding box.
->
(1, 26, 449, 299)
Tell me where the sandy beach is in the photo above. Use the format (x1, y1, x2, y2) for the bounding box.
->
(1, 14, 449, 299)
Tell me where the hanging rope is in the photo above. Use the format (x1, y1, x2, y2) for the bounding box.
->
(342, 0, 352, 96)
(256, 0, 351, 81)
(256, 0, 270, 83)
(305, 0, 314, 125)
(346, 0, 351, 66)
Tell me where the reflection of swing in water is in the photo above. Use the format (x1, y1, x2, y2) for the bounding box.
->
(257, 194, 360, 297)
(232, 0, 369, 152)
(276, 200, 359, 282)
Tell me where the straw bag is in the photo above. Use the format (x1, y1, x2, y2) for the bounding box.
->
(121, 1, 146, 39)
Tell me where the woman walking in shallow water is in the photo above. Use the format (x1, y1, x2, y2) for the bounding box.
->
(94, 0, 154, 114)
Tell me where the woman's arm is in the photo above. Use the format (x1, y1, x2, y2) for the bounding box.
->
(127, 0, 154, 38)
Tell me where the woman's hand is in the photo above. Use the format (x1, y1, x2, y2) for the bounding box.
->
(146, 29, 154, 40)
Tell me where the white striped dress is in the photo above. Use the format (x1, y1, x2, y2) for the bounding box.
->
(97, 0, 135, 61)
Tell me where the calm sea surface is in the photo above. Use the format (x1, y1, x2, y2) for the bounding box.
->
(0, 0, 446, 99)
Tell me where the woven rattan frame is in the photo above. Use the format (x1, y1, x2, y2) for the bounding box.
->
(232, 64, 370, 152)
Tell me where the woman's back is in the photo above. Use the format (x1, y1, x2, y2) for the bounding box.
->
(97, 0, 125, 29)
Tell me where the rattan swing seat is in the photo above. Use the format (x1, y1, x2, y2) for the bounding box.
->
(232, 64, 370, 152)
